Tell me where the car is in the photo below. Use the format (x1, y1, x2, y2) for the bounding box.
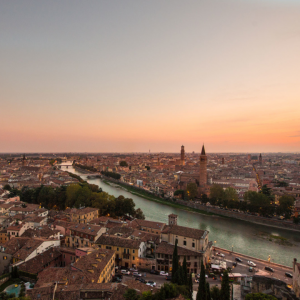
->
(235, 257, 242, 262)
(129, 268, 138, 272)
(150, 269, 160, 275)
(166, 275, 172, 281)
(265, 266, 274, 272)
(248, 261, 256, 267)
(216, 252, 225, 257)
(146, 281, 156, 287)
(160, 271, 168, 276)
(132, 272, 142, 277)
(249, 267, 253, 272)
(135, 277, 146, 283)
(285, 272, 293, 278)
(121, 270, 130, 275)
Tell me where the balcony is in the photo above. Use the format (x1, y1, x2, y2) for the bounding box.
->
(122, 254, 130, 259)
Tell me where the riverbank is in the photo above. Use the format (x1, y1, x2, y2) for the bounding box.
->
(99, 175, 300, 233)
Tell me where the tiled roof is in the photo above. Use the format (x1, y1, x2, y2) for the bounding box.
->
(95, 235, 141, 249)
(162, 224, 206, 240)
(129, 219, 166, 230)
(68, 223, 102, 236)
(18, 248, 62, 274)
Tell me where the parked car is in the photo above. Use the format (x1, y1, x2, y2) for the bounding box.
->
(248, 261, 256, 267)
(285, 272, 293, 278)
(265, 266, 274, 272)
(166, 275, 172, 281)
(129, 268, 138, 272)
(150, 269, 160, 275)
(132, 272, 142, 277)
(160, 271, 168, 276)
(216, 252, 225, 257)
(135, 277, 146, 283)
(235, 257, 242, 262)
(121, 270, 130, 275)
(146, 281, 156, 287)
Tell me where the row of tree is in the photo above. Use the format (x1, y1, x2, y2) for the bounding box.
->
(74, 163, 97, 172)
(5, 183, 145, 219)
(101, 171, 121, 180)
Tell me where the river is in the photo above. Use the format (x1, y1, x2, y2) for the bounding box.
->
(61, 164, 300, 267)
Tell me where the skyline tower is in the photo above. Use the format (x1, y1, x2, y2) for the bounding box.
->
(199, 144, 207, 189)
(259, 153, 262, 165)
(180, 145, 185, 166)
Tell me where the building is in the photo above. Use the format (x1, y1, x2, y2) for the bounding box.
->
(95, 235, 146, 269)
(66, 224, 105, 248)
(161, 214, 211, 264)
(199, 144, 208, 192)
(156, 241, 203, 274)
(129, 219, 166, 235)
(293, 258, 300, 298)
(181, 145, 185, 166)
(71, 207, 99, 224)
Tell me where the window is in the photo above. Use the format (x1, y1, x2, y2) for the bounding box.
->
(192, 242, 195, 248)
(124, 249, 126, 253)
(3, 256, 7, 260)
(117, 248, 119, 251)
(127, 249, 129, 254)
(187, 256, 190, 261)
(158, 253, 160, 258)
(183, 241, 186, 246)
(133, 256, 135, 260)
(133, 250, 135, 253)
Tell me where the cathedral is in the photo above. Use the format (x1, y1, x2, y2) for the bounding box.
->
(177, 144, 209, 196)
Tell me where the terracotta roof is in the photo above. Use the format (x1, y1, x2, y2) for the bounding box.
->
(96, 235, 141, 249)
(129, 219, 166, 230)
(71, 207, 98, 216)
(68, 223, 102, 236)
(18, 248, 62, 274)
(162, 224, 206, 240)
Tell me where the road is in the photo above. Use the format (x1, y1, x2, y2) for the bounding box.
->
(213, 247, 293, 285)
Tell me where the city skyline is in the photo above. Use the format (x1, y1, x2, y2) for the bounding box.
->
(1, 0, 300, 153)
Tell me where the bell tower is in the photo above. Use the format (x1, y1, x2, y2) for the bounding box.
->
(180, 145, 185, 166)
(168, 214, 178, 226)
(199, 144, 207, 189)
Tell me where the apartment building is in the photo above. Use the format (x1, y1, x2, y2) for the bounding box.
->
(71, 207, 99, 224)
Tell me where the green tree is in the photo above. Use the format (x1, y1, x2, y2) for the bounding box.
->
(224, 187, 238, 202)
(120, 161, 128, 167)
(172, 239, 179, 283)
(124, 289, 140, 300)
(3, 184, 11, 191)
(134, 208, 145, 220)
(277, 195, 294, 219)
(210, 185, 224, 201)
(196, 261, 206, 300)
(206, 282, 211, 300)
(220, 271, 230, 300)
(182, 256, 188, 285)
(66, 184, 81, 208)
(210, 286, 221, 300)
(141, 291, 152, 300)
(245, 293, 277, 300)
(186, 182, 198, 199)
(188, 273, 193, 300)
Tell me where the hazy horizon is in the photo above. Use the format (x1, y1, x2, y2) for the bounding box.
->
(1, 0, 300, 153)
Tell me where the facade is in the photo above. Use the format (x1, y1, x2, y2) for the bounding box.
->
(293, 258, 300, 298)
(0, 230, 7, 244)
(199, 144, 207, 191)
(181, 145, 185, 166)
(66, 224, 105, 248)
(156, 241, 203, 274)
(96, 235, 145, 269)
(161, 214, 211, 264)
(71, 207, 99, 224)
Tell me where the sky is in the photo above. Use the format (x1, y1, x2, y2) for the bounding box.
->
(1, 0, 300, 153)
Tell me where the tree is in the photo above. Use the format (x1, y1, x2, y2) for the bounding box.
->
(245, 293, 277, 300)
(210, 185, 224, 201)
(188, 273, 193, 300)
(210, 286, 221, 300)
(141, 291, 152, 300)
(277, 195, 294, 219)
(120, 161, 128, 167)
(182, 256, 188, 285)
(124, 289, 140, 300)
(224, 187, 238, 202)
(172, 239, 179, 283)
(3, 184, 11, 191)
(66, 184, 81, 208)
(220, 270, 230, 300)
(134, 208, 145, 220)
(201, 194, 209, 204)
(174, 190, 185, 198)
(196, 261, 206, 300)
(206, 282, 211, 300)
(186, 182, 198, 199)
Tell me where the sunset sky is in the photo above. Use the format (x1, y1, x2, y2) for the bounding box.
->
(1, 0, 300, 153)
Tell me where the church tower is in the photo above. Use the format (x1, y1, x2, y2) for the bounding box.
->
(180, 145, 185, 166)
(259, 153, 262, 165)
(199, 144, 207, 188)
